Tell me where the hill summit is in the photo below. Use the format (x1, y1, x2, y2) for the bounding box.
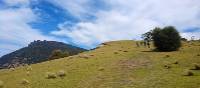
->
(0, 40, 87, 69)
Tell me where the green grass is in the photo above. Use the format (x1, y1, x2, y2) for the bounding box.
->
(0, 40, 200, 88)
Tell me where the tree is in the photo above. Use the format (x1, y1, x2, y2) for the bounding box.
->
(142, 30, 153, 48)
(152, 26, 181, 51)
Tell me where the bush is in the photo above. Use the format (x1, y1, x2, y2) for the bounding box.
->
(152, 26, 181, 51)
(0, 80, 4, 88)
(57, 70, 66, 78)
(46, 72, 57, 79)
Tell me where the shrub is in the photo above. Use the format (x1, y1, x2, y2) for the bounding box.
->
(46, 72, 57, 79)
(57, 70, 66, 78)
(0, 80, 4, 88)
(21, 79, 30, 85)
(183, 70, 194, 76)
(152, 26, 181, 51)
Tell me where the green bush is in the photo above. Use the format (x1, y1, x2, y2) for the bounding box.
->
(152, 26, 181, 51)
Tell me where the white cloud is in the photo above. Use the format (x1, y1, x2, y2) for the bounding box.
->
(0, 1, 60, 56)
(51, 0, 200, 48)
(47, 0, 96, 19)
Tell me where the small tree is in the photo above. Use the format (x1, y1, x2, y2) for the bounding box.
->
(152, 26, 181, 51)
(142, 30, 153, 48)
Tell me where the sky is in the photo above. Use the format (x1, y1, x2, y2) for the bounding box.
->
(0, 0, 200, 57)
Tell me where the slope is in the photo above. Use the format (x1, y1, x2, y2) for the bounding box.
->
(0, 40, 200, 88)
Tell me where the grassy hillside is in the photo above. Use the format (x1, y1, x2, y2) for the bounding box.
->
(0, 40, 200, 88)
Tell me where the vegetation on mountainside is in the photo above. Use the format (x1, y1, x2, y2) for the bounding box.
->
(0, 40, 200, 88)
(48, 50, 69, 60)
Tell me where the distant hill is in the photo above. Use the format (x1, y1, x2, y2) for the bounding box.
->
(0, 40, 87, 69)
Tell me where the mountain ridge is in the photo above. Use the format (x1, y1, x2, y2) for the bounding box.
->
(0, 40, 87, 69)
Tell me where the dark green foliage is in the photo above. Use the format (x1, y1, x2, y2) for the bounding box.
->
(142, 30, 152, 48)
(152, 26, 181, 51)
(142, 30, 152, 42)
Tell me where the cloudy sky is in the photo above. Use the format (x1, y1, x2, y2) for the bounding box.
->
(0, 0, 200, 56)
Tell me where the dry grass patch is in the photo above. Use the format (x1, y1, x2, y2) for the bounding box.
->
(118, 58, 150, 70)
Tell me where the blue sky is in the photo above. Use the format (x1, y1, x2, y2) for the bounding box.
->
(0, 0, 200, 57)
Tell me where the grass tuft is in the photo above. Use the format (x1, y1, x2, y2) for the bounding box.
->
(46, 72, 57, 79)
(57, 70, 66, 78)
(21, 79, 30, 85)
(10, 68, 15, 71)
(26, 71, 30, 76)
(26, 66, 32, 71)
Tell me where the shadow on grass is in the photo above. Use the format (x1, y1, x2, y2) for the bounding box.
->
(141, 49, 177, 52)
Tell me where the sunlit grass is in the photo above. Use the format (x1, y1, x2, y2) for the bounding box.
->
(0, 40, 200, 88)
